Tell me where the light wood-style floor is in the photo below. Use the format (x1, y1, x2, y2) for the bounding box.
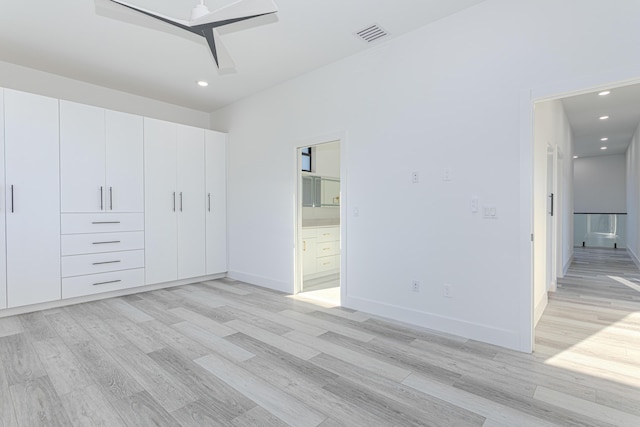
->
(0, 249, 639, 426)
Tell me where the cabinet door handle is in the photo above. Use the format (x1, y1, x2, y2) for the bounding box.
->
(93, 279, 121, 286)
(92, 241, 121, 245)
(10, 185, 14, 213)
(91, 221, 121, 224)
(208, 193, 211, 212)
(92, 260, 121, 265)
(173, 192, 176, 212)
(180, 192, 183, 212)
(303, 241, 306, 251)
(100, 186, 103, 211)
(110, 187, 113, 211)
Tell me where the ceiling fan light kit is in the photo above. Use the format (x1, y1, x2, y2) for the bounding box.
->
(107, 0, 278, 71)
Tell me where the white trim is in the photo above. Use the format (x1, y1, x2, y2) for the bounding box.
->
(563, 253, 574, 276)
(228, 270, 291, 294)
(534, 292, 548, 327)
(0, 273, 225, 319)
(628, 247, 640, 270)
(342, 295, 520, 350)
(519, 88, 534, 353)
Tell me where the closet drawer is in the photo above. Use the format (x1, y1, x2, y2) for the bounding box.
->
(61, 213, 144, 234)
(62, 250, 144, 277)
(316, 227, 339, 242)
(317, 255, 338, 272)
(316, 241, 337, 257)
(62, 268, 145, 299)
(62, 232, 144, 256)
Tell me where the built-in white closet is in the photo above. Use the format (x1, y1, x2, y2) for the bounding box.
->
(0, 87, 228, 314)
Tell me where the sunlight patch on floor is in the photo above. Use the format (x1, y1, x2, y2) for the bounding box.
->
(290, 286, 340, 307)
(541, 313, 640, 388)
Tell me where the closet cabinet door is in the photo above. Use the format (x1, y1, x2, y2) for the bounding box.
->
(144, 118, 178, 285)
(60, 101, 106, 213)
(106, 110, 143, 213)
(205, 130, 227, 275)
(177, 125, 206, 279)
(4, 89, 61, 308)
(0, 89, 6, 309)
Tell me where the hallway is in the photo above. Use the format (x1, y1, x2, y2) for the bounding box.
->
(534, 247, 640, 423)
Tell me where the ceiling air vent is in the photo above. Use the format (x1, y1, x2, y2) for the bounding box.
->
(355, 24, 389, 43)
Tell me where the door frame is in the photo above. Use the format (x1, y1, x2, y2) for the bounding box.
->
(293, 132, 347, 299)
(522, 67, 640, 353)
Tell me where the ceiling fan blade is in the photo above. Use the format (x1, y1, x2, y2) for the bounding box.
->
(190, 0, 278, 27)
(108, 0, 190, 28)
(205, 28, 236, 72)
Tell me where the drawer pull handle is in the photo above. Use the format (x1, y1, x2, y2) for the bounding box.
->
(323, 262, 331, 266)
(323, 248, 331, 251)
(93, 279, 122, 286)
(92, 241, 121, 245)
(91, 221, 121, 224)
(92, 260, 121, 265)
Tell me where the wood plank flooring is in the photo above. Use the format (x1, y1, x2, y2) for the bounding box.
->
(0, 250, 639, 426)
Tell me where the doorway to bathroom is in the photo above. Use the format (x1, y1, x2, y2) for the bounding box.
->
(296, 140, 341, 305)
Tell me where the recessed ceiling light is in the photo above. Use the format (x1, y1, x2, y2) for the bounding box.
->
(598, 91, 611, 96)
(601, 146, 608, 150)
(601, 137, 609, 141)
(573, 155, 579, 159)
(600, 115, 609, 120)
(197, 81, 209, 87)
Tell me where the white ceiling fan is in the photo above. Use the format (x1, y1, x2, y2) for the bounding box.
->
(107, 0, 278, 72)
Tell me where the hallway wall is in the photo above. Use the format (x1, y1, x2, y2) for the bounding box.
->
(627, 124, 640, 265)
(574, 155, 626, 213)
(533, 100, 574, 325)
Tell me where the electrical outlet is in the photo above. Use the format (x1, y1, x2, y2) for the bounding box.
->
(443, 284, 452, 298)
(412, 171, 419, 184)
(443, 168, 452, 181)
(412, 280, 420, 292)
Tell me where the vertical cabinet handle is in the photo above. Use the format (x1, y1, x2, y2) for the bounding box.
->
(173, 192, 176, 212)
(549, 193, 554, 217)
(180, 192, 183, 212)
(109, 187, 113, 211)
(208, 193, 211, 212)
(10, 185, 14, 213)
(100, 186, 104, 211)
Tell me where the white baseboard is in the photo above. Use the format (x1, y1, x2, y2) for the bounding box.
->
(227, 270, 292, 294)
(341, 294, 523, 352)
(0, 273, 225, 319)
(628, 248, 640, 270)
(534, 293, 548, 327)
(563, 254, 574, 276)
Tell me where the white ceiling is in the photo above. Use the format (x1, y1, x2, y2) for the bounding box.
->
(562, 83, 640, 158)
(0, 0, 486, 112)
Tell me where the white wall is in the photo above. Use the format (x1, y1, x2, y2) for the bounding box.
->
(627, 124, 640, 265)
(0, 60, 209, 128)
(574, 155, 626, 213)
(212, 0, 640, 351)
(532, 100, 574, 326)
